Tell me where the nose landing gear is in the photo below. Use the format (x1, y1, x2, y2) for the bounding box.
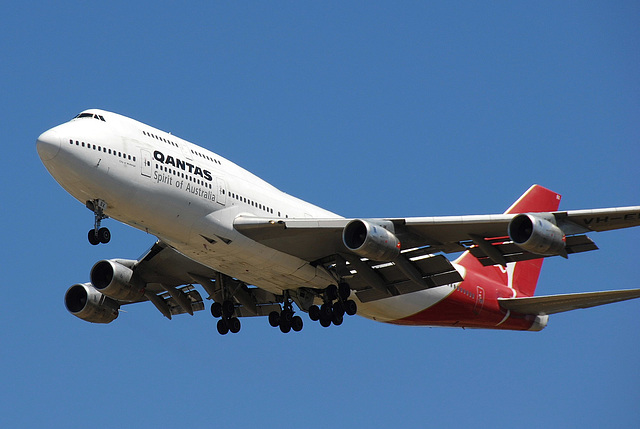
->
(86, 199, 111, 245)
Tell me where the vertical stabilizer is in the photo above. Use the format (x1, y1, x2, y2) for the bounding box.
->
(457, 185, 562, 297)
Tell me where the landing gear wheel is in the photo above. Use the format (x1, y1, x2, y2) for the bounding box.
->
(281, 308, 294, 324)
(279, 320, 292, 333)
(332, 312, 344, 326)
(228, 317, 241, 333)
(291, 315, 303, 332)
(268, 311, 280, 327)
(332, 301, 345, 318)
(345, 299, 358, 316)
(98, 227, 111, 244)
(325, 284, 338, 301)
(338, 282, 351, 301)
(211, 302, 222, 318)
(88, 230, 100, 245)
(217, 318, 229, 335)
(320, 303, 333, 319)
(222, 300, 235, 318)
(319, 315, 331, 327)
(308, 305, 320, 321)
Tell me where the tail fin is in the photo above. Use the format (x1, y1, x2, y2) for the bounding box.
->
(457, 185, 562, 297)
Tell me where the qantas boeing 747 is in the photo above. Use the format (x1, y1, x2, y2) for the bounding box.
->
(36, 109, 640, 334)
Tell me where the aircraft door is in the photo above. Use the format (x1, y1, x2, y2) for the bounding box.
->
(216, 178, 227, 206)
(140, 149, 152, 177)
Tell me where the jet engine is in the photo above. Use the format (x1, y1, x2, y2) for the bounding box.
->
(90, 259, 145, 301)
(64, 283, 120, 324)
(508, 213, 567, 257)
(343, 219, 401, 261)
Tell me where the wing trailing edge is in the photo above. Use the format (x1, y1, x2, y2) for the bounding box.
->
(498, 288, 640, 315)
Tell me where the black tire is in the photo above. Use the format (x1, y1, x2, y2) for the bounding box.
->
(308, 305, 320, 321)
(345, 299, 357, 316)
(268, 311, 280, 327)
(88, 230, 100, 245)
(338, 282, 351, 301)
(320, 303, 333, 319)
(211, 302, 222, 318)
(319, 315, 331, 327)
(325, 284, 338, 301)
(291, 315, 303, 332)
(281, 308, 294, 324)
(332, 312, 343, 326)
(332, 301, 345, 318)
(222, 300, 235, 318)
(217, 318, 229, 335)
(98, 227, 111, 244)
(279, 321, 291, 333)
(228, 317, 241, 334)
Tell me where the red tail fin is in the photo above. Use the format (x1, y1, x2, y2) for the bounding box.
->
(457, 185, 562, 297)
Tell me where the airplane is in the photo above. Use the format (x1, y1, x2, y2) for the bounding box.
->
(36, 109, 640, 335)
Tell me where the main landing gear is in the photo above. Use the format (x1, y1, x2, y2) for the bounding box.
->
(308, 283, 357, 328)
(211, 299, 242, 335)
(267, 284, 357, 333)
(268, 294, 304, 334)
(86, 199, 111, 245)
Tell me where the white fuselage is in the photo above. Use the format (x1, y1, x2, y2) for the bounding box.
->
(39, 110, 342, 291)
(37, 109, 466, 324)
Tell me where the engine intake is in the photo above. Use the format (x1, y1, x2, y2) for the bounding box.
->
(343, 219, 401, 261)
(508, 213, 567, 257)
(90, 259, 145, 301)
(65, 283, 120, 324)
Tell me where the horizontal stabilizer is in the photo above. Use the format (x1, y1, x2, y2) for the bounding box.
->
(499, 288, 640, 315)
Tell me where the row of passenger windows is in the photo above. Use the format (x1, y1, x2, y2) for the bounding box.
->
(143, 130, 179, 148)
(155, 163, 213, 189)
(69, 139, 135, 161)
(227, 191, 287, 217)
(191, 149, 222, 165)
(143, 130, 223, 168)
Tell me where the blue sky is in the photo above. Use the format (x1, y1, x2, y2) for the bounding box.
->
(2, 2, 639, 428)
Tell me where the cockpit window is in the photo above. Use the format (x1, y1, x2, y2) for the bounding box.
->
(74, 112, 106, 122)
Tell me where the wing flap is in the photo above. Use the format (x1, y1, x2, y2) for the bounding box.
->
(351, 254, 463, 303)
(498, 289, 640, 315)
(469, 235, 599, 267)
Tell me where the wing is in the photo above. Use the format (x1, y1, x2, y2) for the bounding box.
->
(234, 206, 640, 302)
(235, 206, 640, 259)
(106, 241, 281, 319)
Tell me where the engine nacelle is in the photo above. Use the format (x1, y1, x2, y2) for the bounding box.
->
(90, 259, 145, 301)
(64, 283, 120, 324)
(508, 213, 567, 257)
(343, 219, 401, 261)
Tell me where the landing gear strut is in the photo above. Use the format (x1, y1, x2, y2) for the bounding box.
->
(87, 199, 110, 245)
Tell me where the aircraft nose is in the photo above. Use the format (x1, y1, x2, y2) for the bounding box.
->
(36, 128, 61, 161)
